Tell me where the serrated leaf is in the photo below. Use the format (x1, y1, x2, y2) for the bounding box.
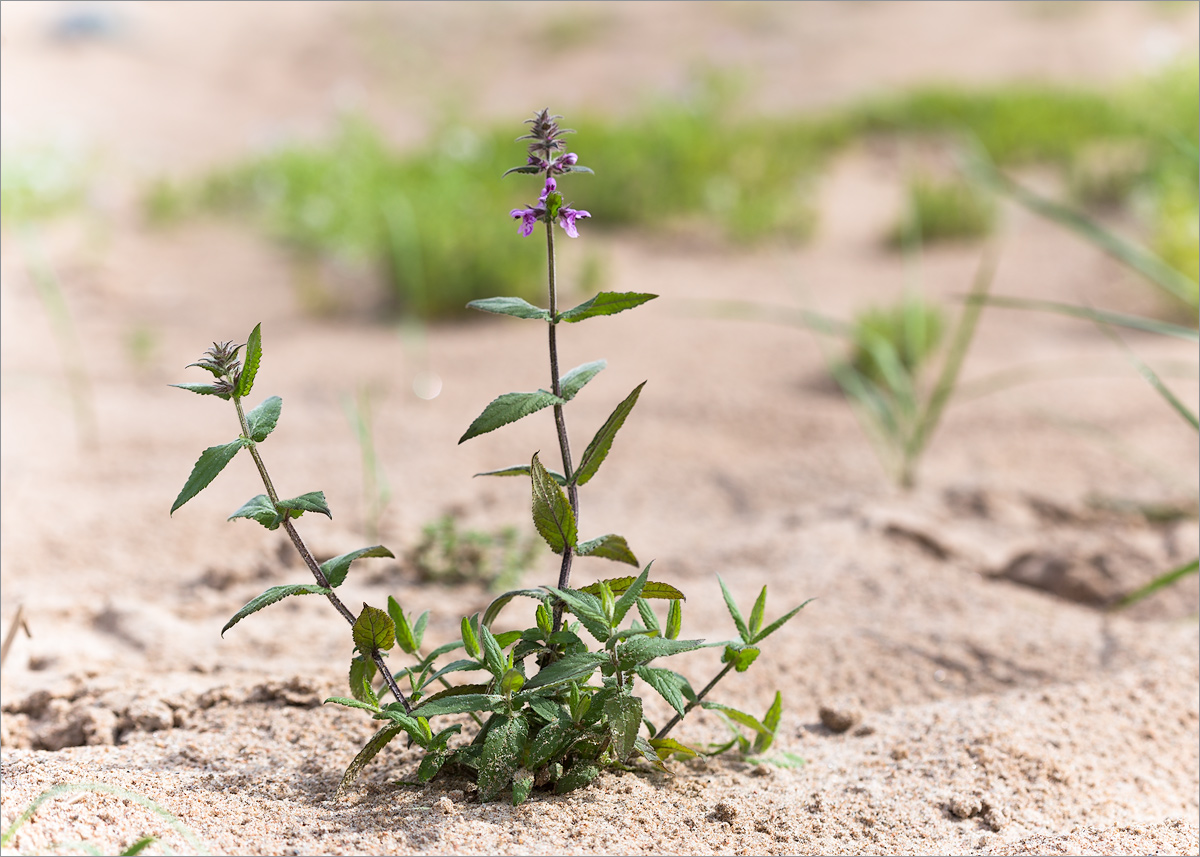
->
(475, 465, 568, 485)
(574, 382, 645, 487)
(221, 583, 330, 635)
(336, 722, 404, 798)
(324, 696, 380, 714)
(557, 291, 657, 323)
(171, 439, 246, 514)
(526, 695, 567, 723)
(387, 596, 417, 654)
(545, 588, 609, 642)
(559, 360, 606, 401)
(554, 763, 600, 794)
(717, 576, 750, 643)
(604, 694, 643, 761)
(560, 164, 594, 175)
(751, 598, 815, 644)
(616, 635, 705, 670)
(276, 491, 331, 519)
(349, 655, 378, 703)
(466, 296, 551, 320)
(531, 453, 577, 554)
(523, 652, 608, 691)
(580, 577, 684, 601)
(511, 768, 534, 806)
(459, 390, 565, 444)
(634, 665, 690, 717)
(353, 603, 395, 653)
(237, 323, 262, 398)
(480, 625, 506, 679)
(245, 395, 281, 442)
(502, 164, 544, 177)
(414, 691, 504, 718)
(170, 382, 230, 400)
(320, 545, 394, 588)
(479, 713, 529, 802)
(228, 494, 280, 529)
(648, 736, 700, 761)
(575, 534, 639, 567)
(636, 599, 661, 634)
(417, 749, 453, 782)
(722, 644, 761, 672)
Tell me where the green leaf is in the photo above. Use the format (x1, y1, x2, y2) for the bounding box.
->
(718, 575, 750, 643)
(417, 749, 453, 783)
(502, 164, 544, 177)
(479, 713, 529, 802)
(171, 439, 246, 514)
(227, 494, 280, 529)
(349, 655, 378, 704)
(574, 382, 645, 486)
(531, 453, 577, 554)
(459, 390, 565, 444)
(554, 763, 600, 794)
(559, 360, 607, 401)
(500, 669, 525, 696)
(610, 565, 653, 626)
(634, 665, 690, 717)
(170, 382, 230, 400)
(575, 534, 639, 567)
(482, 588, 551, 629)
(722, 644, 761, 672)
(754, 691, 783, 754)
(700, 701, 772, 736)
(545, 588, 609, 643)
(475, 464, 567, 485)
(616, 636, 705, 670)
(245, 395, 281, 442)
(527, 717, 579, 768)
(480, 625, 506, 679)
(388, 596, 417, 654)
(320, 545, 395, 588)
(748, 587, 768, 636)
(635, 598, 661, 634)
(580, 577, 685, 601)
(412, 611, 429, 650)
(336, 722, 405, 798)
(751, 598, 815, 644)
(461, 615, 481, 659)
(237, 323, 262, 398)
(221, 583, 330, 635)
(413, 691, 504, 718)
(119, 837, 157, 856)
(523, 652, 609, 691)
(665, 600, 682, 640)
(558, 291, 658, 323)
(323, 696, 381, 714)
(605, 694, 643, 761)
(353, 603, 395, 653)
(467, 296, 551, 321)
(276, 491, 331, 519)
(649, 736, 700, 761)
(1115, 557, 1199, 609)
(511, 768, 534, 807)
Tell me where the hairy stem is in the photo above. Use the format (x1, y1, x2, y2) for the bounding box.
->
(232, 393, 412, 713)
(545, 214, 579, 632)
(652, 663, 735, 742)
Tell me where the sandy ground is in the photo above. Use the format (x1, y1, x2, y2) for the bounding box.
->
(2, 2, 1198, 855)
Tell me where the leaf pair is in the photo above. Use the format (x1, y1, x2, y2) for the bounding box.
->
(466, 290, 656, 325)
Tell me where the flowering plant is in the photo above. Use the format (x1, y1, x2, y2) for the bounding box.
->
(173, 110, 809, 805)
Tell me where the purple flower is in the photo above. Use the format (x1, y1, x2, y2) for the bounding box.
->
(557, 207, 590, 238)
(550, 153, 578, 173)
(510, 207, 542, 237)
(540, 176, 557, 201)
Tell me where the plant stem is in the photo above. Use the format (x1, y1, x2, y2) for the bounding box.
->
(652, 663, 735, 742)
(545, 214, 579, 631)
(232, 393, 412, 713)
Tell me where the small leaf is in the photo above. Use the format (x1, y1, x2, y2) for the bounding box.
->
(559, 164, 594, 175)
(605, 694, 643, 761)
(634, 665, 690, 717)
(557, 291, 657, 323)
(611, 564, 652, 626)
(554, 763, 600, 794)
(227, 494, 281, 529)
(388, 596, 417, 654)
(412, 610, 429, 649)
(119, 836, 157, 856)
(559, 360, 606, 401)
(574, 382, 645, 487)
(531, 453, 577, 554)
(580, 577, 684, 601)
(349, 655, 378, 704)
(649, 736, 700, 761)
(336, 723, 405, 798)
(170, 382, 230, 400)
(635, 599, 661, 634)
(511, 768, 534, 806)
(665, 600, 682, 640)
(413, 691, 504, 718)
(722, 644, 761, 672)
(527, 717, 578, 768)
(575, 534, 639, 567)
(171, 439, 246, 514)
(459, 390, 565, 444)
(748, 587, 768, 636)
(320, 545, 395, 588)
(482, 588, 551, 629)
(475, 464, 567, 485)
(751, 598, 815, 644)
(237, 323, 262, 398)
(545, 588, 609, 643)
(461, 615, 481, 659)
(718, 576, 750, 643)
(353, 603, 395, 653)
(523, 652, 608, 691)
(502, 164, 544, 177)
(221, 583, 330, 635)
(466, 297, 551, 321)
(700, 701, 772, 736)
(754, 691, 783, 754)
(276, 491, 331, 520)
(500, 669, 525, 696)
(480, 625, 506, 680)
(616, 636, 705, 670)
(324, 696, 381, 714)
(245, 395, 281, 442)
(479, 713, 529, 802)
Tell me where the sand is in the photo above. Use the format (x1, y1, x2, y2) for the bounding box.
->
(2, 2, 1198, 854)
